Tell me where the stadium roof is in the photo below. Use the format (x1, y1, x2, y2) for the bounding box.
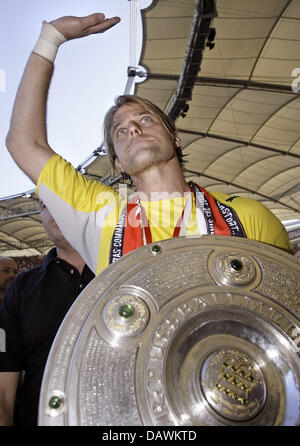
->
(1, 0, 300, 256)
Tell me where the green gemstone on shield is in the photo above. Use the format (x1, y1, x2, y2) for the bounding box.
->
(49, 396, 62, 410)
(230, 259, 244, 271)
(151, 244, 161, 254)
(119, 304, 135, 318)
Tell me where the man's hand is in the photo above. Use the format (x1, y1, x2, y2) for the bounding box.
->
(6, 12, 121, 185)
(50, 13, 121, 40)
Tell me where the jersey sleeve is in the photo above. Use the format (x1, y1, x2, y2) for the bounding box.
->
(36, 154, 122, 273)
(211, 193, 293, 254)
(243, 199, 293, 253)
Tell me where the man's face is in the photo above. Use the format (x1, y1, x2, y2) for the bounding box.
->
(111, 103, 180, 177)
(40, 202, 64, 244)
(0, 259, 18, 293)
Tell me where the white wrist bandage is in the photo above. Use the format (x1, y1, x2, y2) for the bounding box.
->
(32, 20, 67, 63)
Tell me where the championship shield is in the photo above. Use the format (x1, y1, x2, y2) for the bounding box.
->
(38, 236, 300, 426)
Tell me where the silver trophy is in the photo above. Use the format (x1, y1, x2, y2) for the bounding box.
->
(38, 236, 300, 426)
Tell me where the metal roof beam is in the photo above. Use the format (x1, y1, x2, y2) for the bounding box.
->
(0, 210, 40, 222)
(177, 128, 300, 160)
(147, 73, 296, 95)
(166, 0, 217, 121)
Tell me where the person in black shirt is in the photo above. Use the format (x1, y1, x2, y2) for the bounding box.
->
(0, 257, 18, 306)
(0, 202, 95, 425)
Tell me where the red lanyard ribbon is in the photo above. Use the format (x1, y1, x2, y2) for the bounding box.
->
(109, 182, 246, 263)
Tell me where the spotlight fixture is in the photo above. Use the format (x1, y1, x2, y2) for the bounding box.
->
(206, 27, 216, 50)
(180, 103, 190, 118)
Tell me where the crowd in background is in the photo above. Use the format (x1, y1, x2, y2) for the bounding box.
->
(5, 239, 300, 271)
(293, 241, 300, 259)
(13, 256, 44, 272)
(9, 240, 300, 269)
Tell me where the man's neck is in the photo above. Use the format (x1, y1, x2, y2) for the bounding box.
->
(56, 246, 85, 274)
(132, 160, 190, 200)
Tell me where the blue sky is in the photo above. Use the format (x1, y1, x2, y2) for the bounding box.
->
(0, 0, 150, 198)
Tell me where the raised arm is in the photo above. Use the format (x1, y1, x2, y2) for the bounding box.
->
(6, 13, 120, 184)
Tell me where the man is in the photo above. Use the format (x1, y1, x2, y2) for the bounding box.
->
(0, 202, 94, 425)
(0, 258, 18, 305)
(5, 13, 293, 277)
